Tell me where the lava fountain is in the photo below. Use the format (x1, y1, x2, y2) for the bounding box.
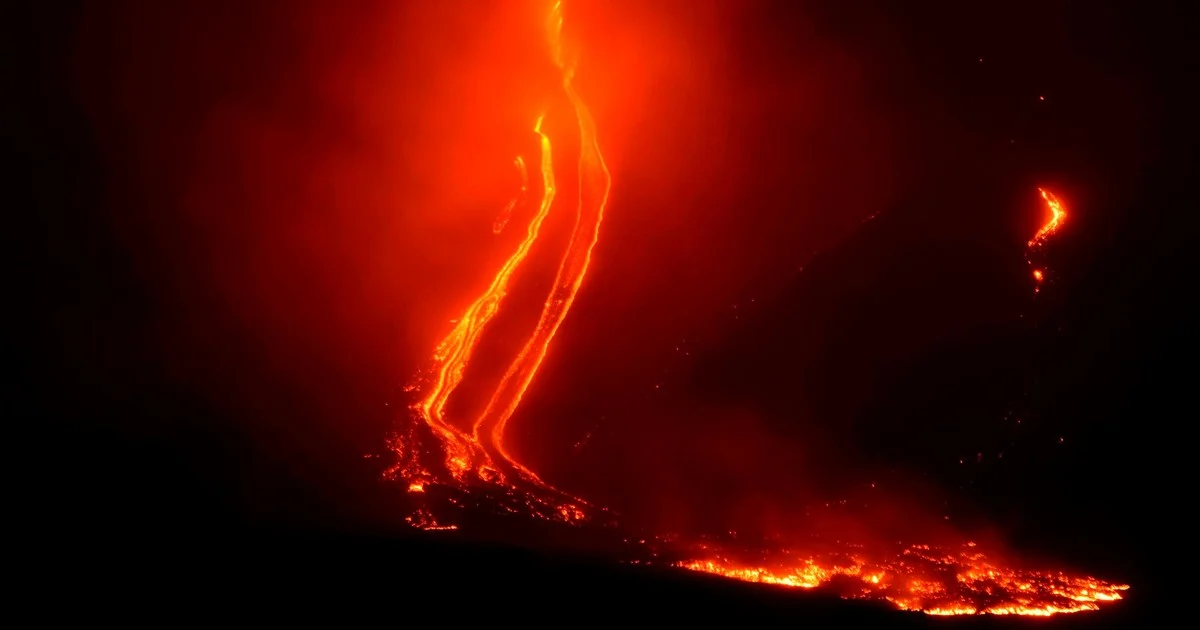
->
(385, 1, 1127, 617)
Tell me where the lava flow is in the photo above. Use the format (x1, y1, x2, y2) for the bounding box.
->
(1027, 187, 1067, 293)
(399, 115, 558, 485)
(472, 0, 613, 486)
(386, 1, 1126, 618)
(671, 539, 1128, 616)
(387, 0, 604, 520)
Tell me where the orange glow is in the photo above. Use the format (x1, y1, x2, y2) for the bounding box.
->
(1024, 187, 1067, 294)
(493, 156, 529, 234)
(674, 540, 1129, 617)
(406, 114, 558, 483)
(389, 0, 604, 517)
(405, 507, 459, 532)
(474, 0, 613, 485)
(1030, 187, 1066, 248)
(385, 5, 1125, 618)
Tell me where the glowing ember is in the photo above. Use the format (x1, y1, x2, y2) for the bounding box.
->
(384, 3, 1126, 618)
(672, 540, 1128, 616)
(405, 507, 458, 532)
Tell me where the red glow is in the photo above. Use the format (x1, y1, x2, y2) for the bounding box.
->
(1030, 187, 1067, 249)
(673, 540, 1127, 615)
(381, 3, 1123, 618)
(1025, 187, 1068, 294)
(475, 0, 613, 489)
(387, 0, 605, 517)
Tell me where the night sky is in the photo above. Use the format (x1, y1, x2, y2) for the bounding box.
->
(14, 0, 1194, 617)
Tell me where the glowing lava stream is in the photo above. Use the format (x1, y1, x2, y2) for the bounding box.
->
(405, 0, 610, 497)
(1030, 187, 1066, 247)
(1027, 187, 1067, 292)
(473, 0, 613, 486)
(674, 540, 1129, 617)
(412, 117, 557, 482)
(390, 6, 1129, 618)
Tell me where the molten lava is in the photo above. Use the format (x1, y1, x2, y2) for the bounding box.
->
(472, 0, 613, 488)
(387, 0, 602, 518)
(405, 115, 558, 484)
(1030, 187, 1067, 248)
(1027, 187, 1067, 293)
(386, 2, 1125, 618)
(673, 540, 1127, 616)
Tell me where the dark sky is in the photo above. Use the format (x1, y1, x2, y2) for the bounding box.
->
(14, 0, 1195, 593)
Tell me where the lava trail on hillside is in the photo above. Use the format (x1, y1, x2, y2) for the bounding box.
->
(384, 0, 1127, 618)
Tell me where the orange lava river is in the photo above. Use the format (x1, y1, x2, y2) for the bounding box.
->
(670, 539, 1127, 616)
(1027, 187, 1068, 293)
(386, 1, 1128, 618)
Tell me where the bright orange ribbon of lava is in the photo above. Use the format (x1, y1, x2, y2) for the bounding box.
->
(391, 5, 1130, 617)
(676, 541, 1129, 616)
(410, 117, 558, 482)
(473, 0, 613, 484)
(1028, 187, 1067, 291)
(1030, 187, 1066, 248)
(405, 0, 610, 495)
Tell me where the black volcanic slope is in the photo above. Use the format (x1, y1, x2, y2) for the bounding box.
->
(53, 531, 1147, 627)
